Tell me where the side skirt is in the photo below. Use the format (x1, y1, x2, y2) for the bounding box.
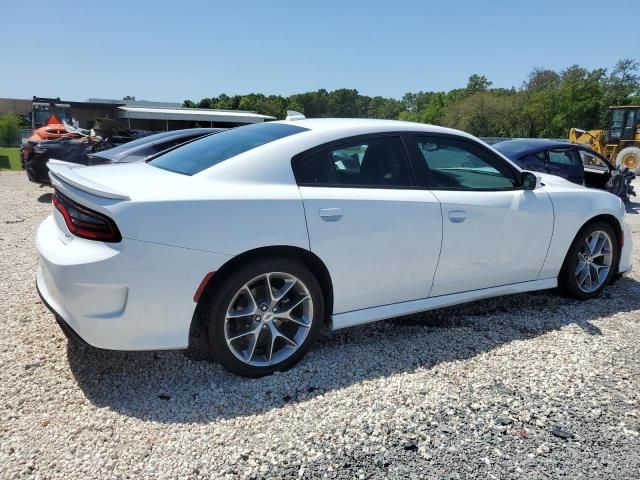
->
(330, 278, 557, 330)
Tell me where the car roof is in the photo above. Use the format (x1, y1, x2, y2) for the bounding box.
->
(271, 118, 468, 136)
(90, 128, 223, 161)
(188, 119, 524, 185)
(493, 138, 573, 158)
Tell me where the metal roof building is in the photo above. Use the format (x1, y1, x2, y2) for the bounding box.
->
(117, 106, 275, 130)
(0, 97, 276, 132)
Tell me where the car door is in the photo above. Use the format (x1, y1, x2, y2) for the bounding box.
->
(516, 151, 548, 174)
(579, 148, 612, 189)
(407, 134, 554, 297)
(546, 147, 584, 185)
(293, 134, 443, 314)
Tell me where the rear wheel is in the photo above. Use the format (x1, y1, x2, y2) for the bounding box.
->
(559, 221, 619, 300)
(198, 258, 324, 377)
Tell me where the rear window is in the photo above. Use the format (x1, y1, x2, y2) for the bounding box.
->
(493, 141, 534, 157)
(149, 123, 308, 175)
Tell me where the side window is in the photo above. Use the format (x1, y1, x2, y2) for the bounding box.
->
(548, 149, 580, 167)
(580, 150, 609, 171)
(299, 137, 413, 187)
(300, 150, 335, 184)
(623, 109, 638, 139)
(414, 137, 517, 190)
(517, 152, 547, 173)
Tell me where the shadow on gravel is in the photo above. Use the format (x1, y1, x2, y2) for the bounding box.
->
(37, 193, 52, 204)
(625, 199, 640, 215)
(66, 276, 640, 424)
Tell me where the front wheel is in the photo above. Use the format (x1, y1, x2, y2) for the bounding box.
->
(199, 258, 324, 377)
(559, 221, 619, 300)
(617, 146, 640, 175)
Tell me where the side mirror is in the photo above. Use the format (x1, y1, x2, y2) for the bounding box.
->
(522, 171, 542, 190)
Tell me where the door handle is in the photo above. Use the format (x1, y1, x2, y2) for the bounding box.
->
(319, 208, 343, 221)
(448, 209, 466, 223)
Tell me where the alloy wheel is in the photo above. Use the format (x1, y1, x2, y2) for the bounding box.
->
(224, 272, 313, 366)
(574, 230, 613, 293)
(623, 153, 639, 170)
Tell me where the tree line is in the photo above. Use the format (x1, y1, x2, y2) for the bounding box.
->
(183, 59, 640, 138)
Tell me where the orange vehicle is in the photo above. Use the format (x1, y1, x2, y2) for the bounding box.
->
(27, 123, 82, 142)
(26, 97, 80, 142)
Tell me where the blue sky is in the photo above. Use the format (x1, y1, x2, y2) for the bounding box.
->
(3, 0, 638, 102)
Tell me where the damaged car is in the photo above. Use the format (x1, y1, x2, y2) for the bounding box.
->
(22, 118, 147, 184)
(22, 125, 219, 185)
(86, 128, 225, 166)
(493, 139, 635, 202)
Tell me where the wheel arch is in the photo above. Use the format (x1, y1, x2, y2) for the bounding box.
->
(561, 213, 623, 277)
(582, 213, 623, 249)
(188, 245, 334, 353)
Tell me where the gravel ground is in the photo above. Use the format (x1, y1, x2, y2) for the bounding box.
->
(1, 170, 640, 479)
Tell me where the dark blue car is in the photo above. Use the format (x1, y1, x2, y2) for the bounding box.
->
(493, 139, 587, 184)
(493, 139, 635, 201)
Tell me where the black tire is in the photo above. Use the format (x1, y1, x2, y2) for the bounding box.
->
(617, 146, 640, 175)
(558, 221, 619, 300)
(197, 258, 324, 377)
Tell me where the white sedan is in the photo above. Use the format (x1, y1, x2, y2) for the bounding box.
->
(36, 118, 633, 377)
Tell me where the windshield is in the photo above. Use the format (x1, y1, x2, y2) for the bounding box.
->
(608, 109, 625, 140)
(33, 104, 72, 127)
(149, 123, 308, 175)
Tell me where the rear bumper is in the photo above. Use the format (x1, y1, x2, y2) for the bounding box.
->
(35, 214, 232, 350)
(36, 276, 91, 347)
(25, 154, 51, 184)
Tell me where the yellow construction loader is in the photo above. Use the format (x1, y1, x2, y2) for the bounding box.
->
(569, 105, 640, 173)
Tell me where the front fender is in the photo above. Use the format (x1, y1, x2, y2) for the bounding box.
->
(538, 189, 625, 279)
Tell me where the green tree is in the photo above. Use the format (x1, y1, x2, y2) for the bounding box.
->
(443, 91, 526, 137)
(196, 98, 213, 109)
(466, 74, 493, 93)
(178, 58, 638, 127)
(288, 90, 329, 117)
(0, 113, 20, 146)
(553, 65, 605, 133)
(401, 91, 436, 113)
(367, 96, 404, 119)
(603, 58, 640, 107)
(325, 89, 361, 117)
(400, 92, 447, 125)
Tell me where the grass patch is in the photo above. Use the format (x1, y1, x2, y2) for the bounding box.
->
(0, 147, 21, 171)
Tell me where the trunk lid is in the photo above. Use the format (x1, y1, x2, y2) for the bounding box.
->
(48, 162, 205, 245)
(48, 162, 193, 202)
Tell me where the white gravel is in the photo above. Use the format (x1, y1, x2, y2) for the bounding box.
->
(1, 170, 640, 479)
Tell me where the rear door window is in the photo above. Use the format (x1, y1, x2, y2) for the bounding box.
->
(297, 136, 413, 187)
(548, 149, 581, 167)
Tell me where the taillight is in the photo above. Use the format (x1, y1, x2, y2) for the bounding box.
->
(52, 191, 122, 242)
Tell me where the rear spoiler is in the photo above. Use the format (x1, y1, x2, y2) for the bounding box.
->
(47, 162, 130, 200)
